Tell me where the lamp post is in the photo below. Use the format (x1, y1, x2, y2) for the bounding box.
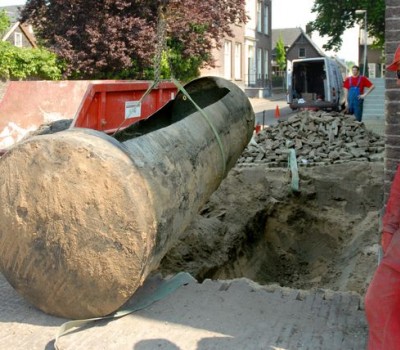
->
(355, 9, 367, 76)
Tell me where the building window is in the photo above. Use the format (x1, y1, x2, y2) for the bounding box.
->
(264, 49, 269, 80)
(257, 1, 262, 32)
(298, 47, 306, 58)
(368, 63, 376, 78)
(234, 43, 242, 80)
(257, 48, 262, 80)
(224, 40, 232, 80)
(264, 4, 269, 35)
(247, 45, 256, 85)
(14, 32, 22, 47)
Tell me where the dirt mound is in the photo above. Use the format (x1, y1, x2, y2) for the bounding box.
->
(159, 161, 383, 295)
(159, 111, 384, 295)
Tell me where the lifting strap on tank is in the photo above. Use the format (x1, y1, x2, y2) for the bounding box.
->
(170, 77, 227, 176)
(113, 4, 227, 176)
(54, 272, 195, 350)
(287, 148, 299, 192)
(156, 4, 226, 176)
(111, 5, 167, 136)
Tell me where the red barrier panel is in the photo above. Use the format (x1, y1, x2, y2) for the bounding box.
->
(0, 80, 93, 149)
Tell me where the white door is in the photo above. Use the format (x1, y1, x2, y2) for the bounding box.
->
(286, 60, 292, 103)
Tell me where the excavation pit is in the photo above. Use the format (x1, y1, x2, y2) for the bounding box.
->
(159, 162, 383, 295)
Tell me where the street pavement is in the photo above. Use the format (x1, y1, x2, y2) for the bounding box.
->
(249, 93, 385, 136)
(249, 93, 292, 128)
(0, 272, 368, 349)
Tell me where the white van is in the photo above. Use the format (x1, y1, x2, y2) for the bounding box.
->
(286, 57, 346, 111)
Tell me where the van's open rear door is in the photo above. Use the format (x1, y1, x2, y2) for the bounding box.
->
(286, 60, 292, 104)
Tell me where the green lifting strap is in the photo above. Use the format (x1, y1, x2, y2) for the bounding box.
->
(54, 272, 196, 350)
(288, 149, 299, 192)
(171, 77, 227, 176)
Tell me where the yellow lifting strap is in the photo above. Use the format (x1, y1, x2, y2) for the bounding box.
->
(54, 272, 195, 349)
(154, 4, 226, 175)
(111, 4, 167, 136)
(170, 77, 227, 176)
(113, 4, 227, 176)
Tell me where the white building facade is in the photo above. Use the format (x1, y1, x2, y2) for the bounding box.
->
(201, 0, 272, 97)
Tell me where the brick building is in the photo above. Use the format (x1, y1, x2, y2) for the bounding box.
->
(385, 0, 400, 199)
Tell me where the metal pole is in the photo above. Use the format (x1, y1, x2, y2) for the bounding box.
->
(363, 12, 367, 76)
(355, 10, 367, 76)
(263, 110, 265, 127)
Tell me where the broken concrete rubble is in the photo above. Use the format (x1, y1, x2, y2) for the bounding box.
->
(238, 110, 384, 167)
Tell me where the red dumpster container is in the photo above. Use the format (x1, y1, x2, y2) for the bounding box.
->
(0, 80, 178, 155)
(71, 81, 178, 134)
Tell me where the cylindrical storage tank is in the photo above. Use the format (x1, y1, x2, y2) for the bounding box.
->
(0, 77, 255, 319)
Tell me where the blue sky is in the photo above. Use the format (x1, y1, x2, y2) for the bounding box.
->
(1, 0, 26, 5)
(273, 0, 359, 63)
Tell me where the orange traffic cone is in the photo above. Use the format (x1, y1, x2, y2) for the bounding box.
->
(274, 105, 281, 118)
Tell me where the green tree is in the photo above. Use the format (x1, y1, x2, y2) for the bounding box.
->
(21, 0, 248, 81)
(0, 42, 63, 80)
(346, 60, 356, 71)
(276, 36, 286, 71)
(0, 9, 10, 37)
(307, 0, 385, 51)
(0, 10, 62, 80)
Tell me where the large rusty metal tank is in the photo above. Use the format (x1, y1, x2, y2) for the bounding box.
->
(0, 76, 255, 319)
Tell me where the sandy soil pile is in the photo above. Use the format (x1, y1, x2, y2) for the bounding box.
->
(159, 112, 384, 296)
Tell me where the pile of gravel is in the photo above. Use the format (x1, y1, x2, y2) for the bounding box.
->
(237, 110, 384, 167)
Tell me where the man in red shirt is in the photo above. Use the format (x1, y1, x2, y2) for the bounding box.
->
(343, 65, 375, 122)
(365, 45, 400, 349)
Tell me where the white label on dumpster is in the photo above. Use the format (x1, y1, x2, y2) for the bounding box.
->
(125, 101, 141, 119)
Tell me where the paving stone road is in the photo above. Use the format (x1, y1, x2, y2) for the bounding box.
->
(0, 273, 368, 350)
